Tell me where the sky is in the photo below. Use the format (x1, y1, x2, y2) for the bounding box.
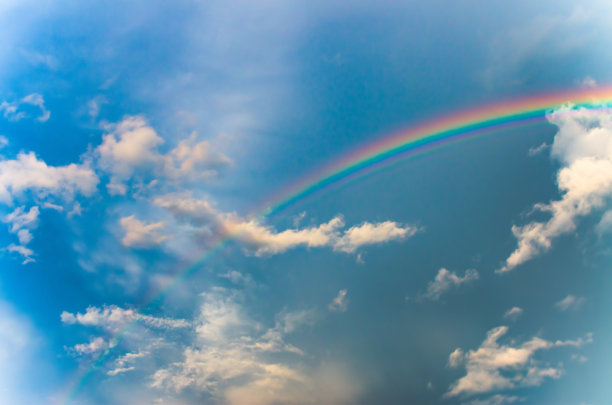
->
(1, 1, 612, 404)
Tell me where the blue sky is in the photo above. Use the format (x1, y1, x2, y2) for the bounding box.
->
(1, 1, 612, 404)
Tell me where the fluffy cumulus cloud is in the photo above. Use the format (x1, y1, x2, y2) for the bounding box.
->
(154, 194, 416, 256)
(0, 152, 98, 204)
(499, 104, 612, 272)
(0, 93, 50, 122)
(151, 287, 358, 405)
(420, 268, 479, 301)
(446, 325, 592, 400)
(120, 215, 168, 248)
(328, 289, 348, 312)
(96, 117, 231, 195)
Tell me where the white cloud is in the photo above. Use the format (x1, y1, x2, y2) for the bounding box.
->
(333, 221, 418, 253)
(0, 151, 98, 204)
(61, 305, 190, 333)
(581, 76, 597, 88)
(120, 215, 167, 248)
(527, 142, 549, 156)
(155, 194, 417, 256)
(96, 117, 231, 194)
(97, 116, 164, 194)
(421, 268, 479, 301)
(3, 205, 39, 232)
(151, 287, 358, 405)
(503, 307, 523, 321)
(107, 350, 148, 376)
(71, 336, 108, 355)
(554, 295, 585, 312)
(0, 135, 7, 149)
(0, 93, 50, 122)
(499, 104, 612, 272)
(446, 325, 592, 399)
(1, 206, 39, 263)
(328, 289, 348, 312)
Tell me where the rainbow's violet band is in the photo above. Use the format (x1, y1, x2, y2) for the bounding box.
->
(61, 86, 612, 404)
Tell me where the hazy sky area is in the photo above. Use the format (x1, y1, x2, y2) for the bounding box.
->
(1, 1, 612, 404)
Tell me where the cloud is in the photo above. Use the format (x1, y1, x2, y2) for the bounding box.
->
(554, 295, 585, 312)
(107, 350, 147, 376)
(333, 221, 418, 253)
(120, 215, 167, 248)
(6, 244, 34, 264)
(2, 205, 39, 263)
(503, 307, 523, 321)
(61, 305, 191, 333)
(420, 268, 479, 301)
(3, 205, 39, 233)
(527, 142, 549, 156)
(499, 104, 612, 272)
(96, 116, 231, 194)
(328, 289, 348, 312)
(0, 93, 50, 122)
(581, 76, 597, 88)
(71, 336, 109, 355)
(0, 151, 98, 204)
(446, 325, 592, 399)
(155, 194, 417, 256)
(151, 287, 358, 405)
(0, 135, 7, 149)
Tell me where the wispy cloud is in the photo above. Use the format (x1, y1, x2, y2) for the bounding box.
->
(503, 307, 523, 321)
(554, 295, 585, 312)
(0, 93, 50, 122)
(328, 289, 348, 312)
(420, 268, 479, 301)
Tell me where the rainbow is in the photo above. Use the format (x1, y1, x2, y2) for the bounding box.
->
(60, 85, 612, 404)
(262, 85, 612, 217)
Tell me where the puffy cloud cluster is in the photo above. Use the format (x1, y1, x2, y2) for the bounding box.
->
(96, 117, 231, 195)
(151, 287, 358, 405)
(446, 325, 592, 399)
(154, 194, 416, 256)
(500, 104, 612, 272)
(421, 268, 479, 301)
(0, 152, 98, 205)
